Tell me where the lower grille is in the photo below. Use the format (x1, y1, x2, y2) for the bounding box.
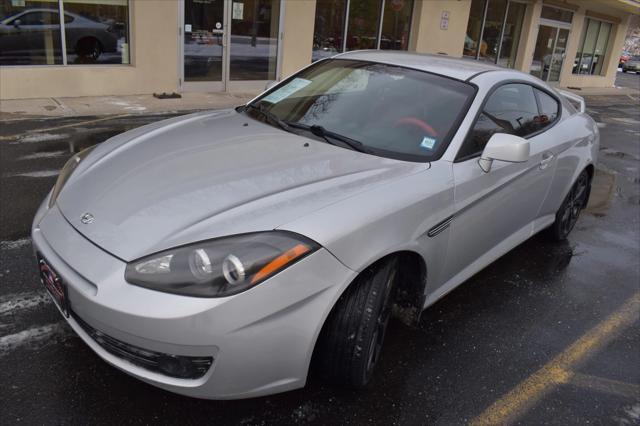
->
(71, 311, 213, 379)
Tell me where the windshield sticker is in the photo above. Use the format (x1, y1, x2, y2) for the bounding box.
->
(263, 78, 312, 104)
(420, 136, 437, 150)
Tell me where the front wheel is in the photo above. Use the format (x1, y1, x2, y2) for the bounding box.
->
(316, 258, 398, 388)
(547, 170, 590, 241)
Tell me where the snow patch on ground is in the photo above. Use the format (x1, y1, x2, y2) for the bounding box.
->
(0, 238, 31, 250)
(13, 133, 69, 144)
(0, 323, 68, 356)
(0, 292, 51, 315)
(19, 151, 66, 160)
(5, 170, 60, 178)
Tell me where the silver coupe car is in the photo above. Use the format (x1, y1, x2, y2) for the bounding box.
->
(32, 51, 598, 399)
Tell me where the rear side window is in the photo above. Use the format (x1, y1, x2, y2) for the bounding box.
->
(457, 84, 540, 160)
(535, 89, 560, 129)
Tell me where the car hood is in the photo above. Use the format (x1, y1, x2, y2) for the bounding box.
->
(57, 110, 426, 261)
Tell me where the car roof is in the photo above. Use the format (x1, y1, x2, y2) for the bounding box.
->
(335, 50, 504, 82)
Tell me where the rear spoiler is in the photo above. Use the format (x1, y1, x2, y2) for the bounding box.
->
(557, 89, 586, 113)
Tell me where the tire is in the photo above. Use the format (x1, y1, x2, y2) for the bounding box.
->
(546, 170, 590, 241)
(622, 69, 628, 73)
(77, 38, 102, 61)
(316, 258, 399, 388)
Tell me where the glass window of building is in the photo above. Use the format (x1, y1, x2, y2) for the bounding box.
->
(0, 1, 63, 65)
(463, 0, 527, 68)
(0, 0, 130, 66)
(312, 0, 414, 61)
(380, 0, 413, 50)
(229, 0, 280, 81)
(346, 0, 381, 51)
(313, 0, 347, 61)
(62, 0, 130, 65)
(573, 18, 612, 75)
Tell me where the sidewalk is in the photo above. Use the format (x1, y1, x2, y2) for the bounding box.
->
(0, 91, 259, 120)
(560, 85, 640, 97)
(1, 84, 637, 121)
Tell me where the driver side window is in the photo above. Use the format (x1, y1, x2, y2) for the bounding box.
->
(457, 83, 541, 161)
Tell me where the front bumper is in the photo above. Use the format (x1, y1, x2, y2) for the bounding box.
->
(32, 203, 356, 399)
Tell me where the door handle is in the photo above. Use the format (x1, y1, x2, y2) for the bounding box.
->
(540, 152, 554, 170)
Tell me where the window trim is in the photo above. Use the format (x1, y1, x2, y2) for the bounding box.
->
(454, 79, 562, 163)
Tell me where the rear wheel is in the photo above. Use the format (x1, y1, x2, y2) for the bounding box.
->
(77, 38, 102, 61)
(547, 170, 590, 241)
(316, 258, 398, 388)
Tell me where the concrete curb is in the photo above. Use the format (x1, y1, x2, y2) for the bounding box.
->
(0, 92, 259, 120)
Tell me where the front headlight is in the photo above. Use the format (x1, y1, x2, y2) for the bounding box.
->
(49, 145, 96, 208)
(125, 232, 320, 297)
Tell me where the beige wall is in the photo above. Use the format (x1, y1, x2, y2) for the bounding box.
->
(0, 0, 179, 100)
(279, 0, 316, 80)
(411, 0, 472, 57)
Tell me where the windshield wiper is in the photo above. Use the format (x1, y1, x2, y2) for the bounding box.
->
(243, 103, 292, 133)
(288, 123, 368, 153)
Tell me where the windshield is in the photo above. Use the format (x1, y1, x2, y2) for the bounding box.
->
(248, 59, 475, 162)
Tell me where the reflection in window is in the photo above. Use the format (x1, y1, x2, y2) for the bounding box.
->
(459, 83, 541, 159)
(0, 0, 130, 66)
(312, 0, 347, 62)
(464, 0, 485, 58)
(573, 18, 611, 75)
(380, 0, 413, 51)
(0, 1, 63, 65)
(63, 0, 130, 65)
(478, 0, 507, 64)
(346, 0, 381, 51)
(498, 1, 525, 68)
(229, 0, 280, 81)
(463, 0, 526, 68)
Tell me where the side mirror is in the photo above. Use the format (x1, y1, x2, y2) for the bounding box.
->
(13, 19, 22, 28)
(478, 133, 530, 173)
(264, 81, 278, 91)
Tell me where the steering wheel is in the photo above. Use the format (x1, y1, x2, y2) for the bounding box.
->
(394, 117, 438, 137)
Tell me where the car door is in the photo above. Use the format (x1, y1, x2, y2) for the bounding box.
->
(438, 83, 558, 288)
(18, 10, 60, 56)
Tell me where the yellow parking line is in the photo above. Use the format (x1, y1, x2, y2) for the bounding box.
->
(471, 293, 640, 426)
(0, 114, 130, 141)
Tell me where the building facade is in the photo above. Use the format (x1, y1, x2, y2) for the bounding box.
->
(0, 0, 637, 100)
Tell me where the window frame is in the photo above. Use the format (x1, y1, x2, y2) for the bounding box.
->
(0, 0, 132, 67)
(454, 79, 562, 163)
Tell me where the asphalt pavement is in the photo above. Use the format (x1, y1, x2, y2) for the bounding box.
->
(0, 90, 638, 425)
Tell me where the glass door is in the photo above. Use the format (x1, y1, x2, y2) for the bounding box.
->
(548, 28, 569, 82)
(531, 24, 570, 82)
(182, 0, 227, 91)
(227, 0, 281, 91)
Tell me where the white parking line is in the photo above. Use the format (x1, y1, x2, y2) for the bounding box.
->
(0, 238, 31, 250)
(0, 323, 68, 356)
(0, 292, 51, 315)
(8, 133, 69, 144)
(18, 151, 66, 161)
(3, 170, 60, 178)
